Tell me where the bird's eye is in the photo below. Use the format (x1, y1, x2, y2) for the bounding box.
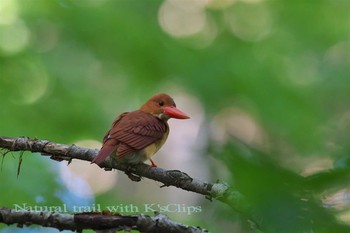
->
(159, 101, 164, 106)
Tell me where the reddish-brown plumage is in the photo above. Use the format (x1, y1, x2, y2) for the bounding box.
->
(92, 93, 190, 166)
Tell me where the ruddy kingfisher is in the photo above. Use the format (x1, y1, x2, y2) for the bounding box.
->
(92, 93, 190, 167)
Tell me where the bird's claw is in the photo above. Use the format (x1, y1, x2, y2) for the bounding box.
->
(125, 165, 142, 182)
(149, 159, 157, 168)
(125, 171, 142, 182)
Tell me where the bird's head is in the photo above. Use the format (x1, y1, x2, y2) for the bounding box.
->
(140, 93, 190, 121)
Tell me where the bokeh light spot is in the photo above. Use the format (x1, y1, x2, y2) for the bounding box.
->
(211, 107, 266, 146)
(283, 53, 320, 86)
(241, 0, 265, 3)
(158, 0, 208, 38)
(0, 0, 18, 25)
(325, 40, 350, 68)
(6, 59, 50, 105)
(0, 19, 30, 55)
(225, 2, 271, 42)
(60, 162, 95, 199)
(60, 140, 117, 196)
(206, 0, 237, 10)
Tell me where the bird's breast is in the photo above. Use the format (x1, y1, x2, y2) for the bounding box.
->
(143, 126, 169, 160)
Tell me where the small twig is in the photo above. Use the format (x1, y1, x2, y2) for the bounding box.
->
(0, 149, 10, 171)
(17, 151, 24, 178)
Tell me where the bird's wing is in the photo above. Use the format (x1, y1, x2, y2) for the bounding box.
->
(92, 110, 167, 164)
(111, 110, 167, 156)
(102, 112, 129, 144)
(92, 112, 128, 164)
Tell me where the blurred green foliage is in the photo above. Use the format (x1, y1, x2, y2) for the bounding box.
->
(1, 0, 350, 232)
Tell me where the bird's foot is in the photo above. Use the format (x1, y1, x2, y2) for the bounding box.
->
(149, 159, 157, 169)
(125, 166, 142, 182)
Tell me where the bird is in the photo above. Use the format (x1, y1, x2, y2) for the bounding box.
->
(92, 93, 190, 167)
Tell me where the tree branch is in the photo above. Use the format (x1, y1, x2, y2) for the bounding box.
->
(0, 207, 208, 233)
(0, 137, 255, 224)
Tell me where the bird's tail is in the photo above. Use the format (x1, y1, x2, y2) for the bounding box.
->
(91, 142, 115, 164)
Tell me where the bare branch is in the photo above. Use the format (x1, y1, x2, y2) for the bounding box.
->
(0, 207, 208, 233)
(0, 137, 255, 223)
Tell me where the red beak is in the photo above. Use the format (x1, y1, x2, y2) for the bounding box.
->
(163, 106, 190, 119)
